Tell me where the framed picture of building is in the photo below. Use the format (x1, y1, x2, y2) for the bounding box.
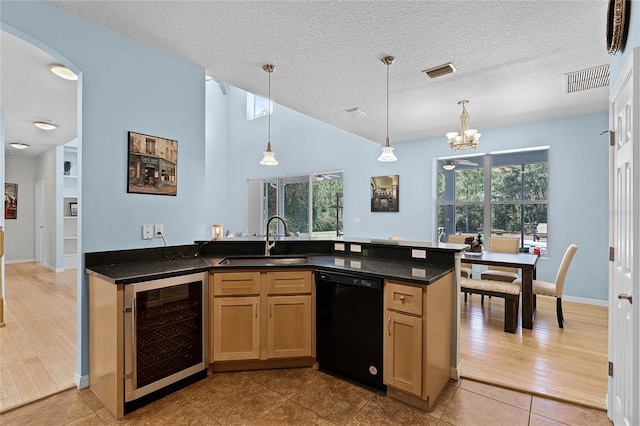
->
(371, 175, 399, 212)
(127, 131, 178, 196)
(4, 183, 18, 219)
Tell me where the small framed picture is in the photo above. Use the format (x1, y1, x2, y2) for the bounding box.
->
(70, 202, 78, 217)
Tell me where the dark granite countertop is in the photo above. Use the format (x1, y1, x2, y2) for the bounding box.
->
(86, 253, 453, 286)
(85, 238, 464, 285)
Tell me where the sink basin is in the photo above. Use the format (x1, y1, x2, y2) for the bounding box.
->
(219, 256, 310, 266)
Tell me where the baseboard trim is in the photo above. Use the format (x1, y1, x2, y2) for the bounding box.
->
(563, 295, 608, 307)
(75, 372, 89, 389)
(4, 258, 36, 265)
(450, 365, 461, 381)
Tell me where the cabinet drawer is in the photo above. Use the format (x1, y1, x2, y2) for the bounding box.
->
(266, 271, 312, 295)
(385, 281, 423, 316)
(212, 272, 261, 296)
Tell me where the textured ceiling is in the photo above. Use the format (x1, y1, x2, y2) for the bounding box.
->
(4, 1, 611, 156)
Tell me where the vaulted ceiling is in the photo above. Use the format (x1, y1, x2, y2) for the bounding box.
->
(3, 1, 611, 156)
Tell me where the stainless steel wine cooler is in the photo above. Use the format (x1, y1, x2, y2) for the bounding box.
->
(123, 272, 208, 412)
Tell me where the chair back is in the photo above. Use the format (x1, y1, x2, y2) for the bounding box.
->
(554, 244, 578, 297)
(488, 237, 520, 273)
(448, 234, 472, 268)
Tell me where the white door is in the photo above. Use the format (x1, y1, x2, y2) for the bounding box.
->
(35, 180, 44, 262)
(608, 48, 638, 426)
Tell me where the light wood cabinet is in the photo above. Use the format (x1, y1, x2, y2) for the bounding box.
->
(212, 296, 260, 361)
(210, 269, 314, 366)
(383, 272, 453, 412)
(266, 295, 312, 358)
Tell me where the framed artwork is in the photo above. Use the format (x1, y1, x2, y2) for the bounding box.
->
(371, 175, 399, 212)
(70, 202, 78, 217)
(127, 131, 178, 196)
(4, 183, 18, 219)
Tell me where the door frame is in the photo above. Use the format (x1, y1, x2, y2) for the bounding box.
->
(607, 47, 639, 425)
(35, 180, 44, 262)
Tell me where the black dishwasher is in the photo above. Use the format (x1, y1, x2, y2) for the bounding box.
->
(315, 269, 385, 391)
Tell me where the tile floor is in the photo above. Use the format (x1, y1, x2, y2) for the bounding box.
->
(0, 368, 612, 425)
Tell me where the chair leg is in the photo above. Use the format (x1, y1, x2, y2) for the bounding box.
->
(556, 297, 564, 328)
(464, 292, 468, 302)
(481, 294, 484, 305)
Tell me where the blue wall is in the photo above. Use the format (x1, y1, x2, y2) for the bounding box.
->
(221, 84, 609, 302)
(2, 1, 207, 382)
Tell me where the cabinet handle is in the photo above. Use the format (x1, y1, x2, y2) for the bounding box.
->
(255, 301, 258, 318)
(270, 301, 272, 317)
(399, 295, 406, 303)
(387, 317, 391, 336)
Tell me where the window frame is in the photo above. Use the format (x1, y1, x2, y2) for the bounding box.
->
(437, 147, 549, 253)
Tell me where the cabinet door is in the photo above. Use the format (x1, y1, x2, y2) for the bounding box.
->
(384, 310, 423, 396)
(266, 271, 312, 295)
(212, 296, 260, 361)
(266, 295, 312, 358)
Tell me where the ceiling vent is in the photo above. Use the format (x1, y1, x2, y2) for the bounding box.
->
(422, 62, 457, 79)
(344, 107, 368, 117)
(564, 64, 610, 94)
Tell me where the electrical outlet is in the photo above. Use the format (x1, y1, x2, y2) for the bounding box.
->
(142, 224, 153, 240)
(154, 224, 164, 237)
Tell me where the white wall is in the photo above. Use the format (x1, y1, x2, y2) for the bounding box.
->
(4, 155, 36, 262)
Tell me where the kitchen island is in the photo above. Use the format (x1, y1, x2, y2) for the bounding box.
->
(85, 237, 466, 418)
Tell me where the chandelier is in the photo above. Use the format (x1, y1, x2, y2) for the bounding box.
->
(446, 100, 481, 151)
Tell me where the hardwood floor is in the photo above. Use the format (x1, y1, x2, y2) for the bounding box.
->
(0, 262, 608, 416)
(0, 263, 77, 413)
(459, 293, 608, 410)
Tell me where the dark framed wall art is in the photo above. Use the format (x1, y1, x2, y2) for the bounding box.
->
(127, 131, 178, 196)
(370, 175, 399, 212)
(4, 183, 18, 219)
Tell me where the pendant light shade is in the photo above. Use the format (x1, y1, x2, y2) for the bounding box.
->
(378, 55, 398, 162)
(259, 64, 278, 166)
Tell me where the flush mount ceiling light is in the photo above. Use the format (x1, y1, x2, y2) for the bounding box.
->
(10, 143, 30, 150)
(48, 64, 78, 81)
(378, 55, 397, 162)
(344, 107, 368, 117)
(34, 121, 57, 130)
(446, 100, 481, 151)
(442, 161, 456, 171)
(259, 64, 278, 166)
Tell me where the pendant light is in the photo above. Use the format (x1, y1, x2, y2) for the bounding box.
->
(259, 64, 278, 166)
(378, 55, 398, 162)
(446, 100, 481, 151)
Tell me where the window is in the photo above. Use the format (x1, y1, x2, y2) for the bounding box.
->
(437, 149, 548, 252)
(250, 171, 343, 237)
(246, 93, 273, 121)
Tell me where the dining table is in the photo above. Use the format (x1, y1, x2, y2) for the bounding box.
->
(461, 251, 539, 329)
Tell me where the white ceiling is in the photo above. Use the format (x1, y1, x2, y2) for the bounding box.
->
(2, 31, 77, 157)
(4, 1, 611, 157)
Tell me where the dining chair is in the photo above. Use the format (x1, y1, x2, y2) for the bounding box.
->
(480, 237, 520, 282)
(448, 234, 474, 302)
(514, 243, 578, 328)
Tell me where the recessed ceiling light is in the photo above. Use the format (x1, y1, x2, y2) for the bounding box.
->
(48, 64, 78, 81)
(34, 121, 57, 130)
(10, 143, 30, 150)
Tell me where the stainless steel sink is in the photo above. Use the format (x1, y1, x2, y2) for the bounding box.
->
(219, 256, 310, 266)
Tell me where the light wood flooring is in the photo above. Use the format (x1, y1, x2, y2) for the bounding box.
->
(0, 262, 608, 416)
(0, 262, 77, 412)
(460, 293, 609, 410)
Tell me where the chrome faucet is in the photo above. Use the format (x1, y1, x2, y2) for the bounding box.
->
(265, 215, 290, 256)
